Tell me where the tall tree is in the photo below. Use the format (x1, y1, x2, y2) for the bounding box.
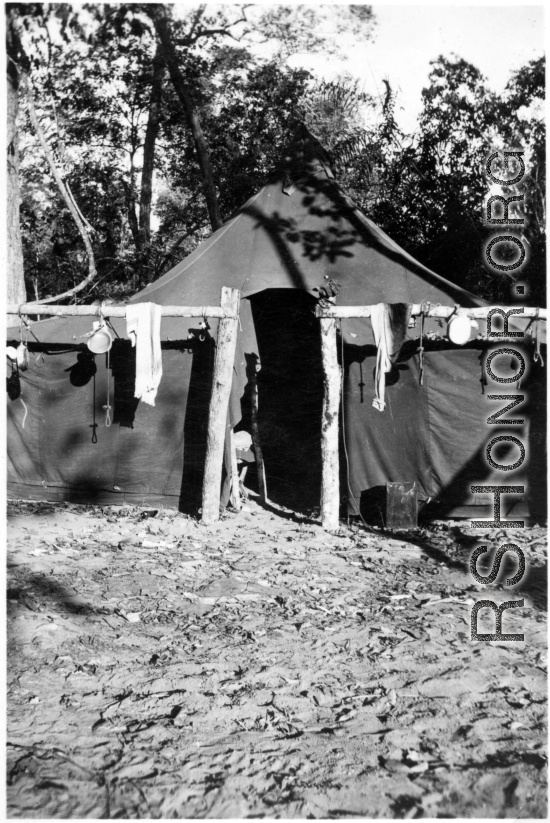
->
(139, 43, 165, 246)
(147, 4, 222, 232)
(6, 6, 27, 322)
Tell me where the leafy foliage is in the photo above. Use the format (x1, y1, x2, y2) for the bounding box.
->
(7, 5, 545, 306)
(367, 56, 546, 303)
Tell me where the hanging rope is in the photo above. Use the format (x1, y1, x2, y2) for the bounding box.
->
(9, 354, 29, 429)
(29, 321, 45, 367)
(103, 349, 112, 427)
(19, 398, 28, 429)
(90, 371, 98, 443)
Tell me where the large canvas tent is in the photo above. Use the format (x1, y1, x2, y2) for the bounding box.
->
(7, 127, 546, 522)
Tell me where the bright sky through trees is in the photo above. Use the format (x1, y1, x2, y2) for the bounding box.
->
(283, 3, 544, 132)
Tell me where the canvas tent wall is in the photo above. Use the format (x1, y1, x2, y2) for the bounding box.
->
(7, 126, 546, 521)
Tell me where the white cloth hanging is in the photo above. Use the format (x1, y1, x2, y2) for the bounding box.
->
(371, 303, 412, 412)
(126, 303, 163, 406)
(371, 303, 391, 412)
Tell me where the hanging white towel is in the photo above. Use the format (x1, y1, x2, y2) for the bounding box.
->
(371, 303, 391, 412)
(126, 303, 163, 406)
(371, 303, 412, 412)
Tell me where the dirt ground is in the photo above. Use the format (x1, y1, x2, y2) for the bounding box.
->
(5, 494, 548, 819)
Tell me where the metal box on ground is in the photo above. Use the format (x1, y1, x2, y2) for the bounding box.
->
(386, 481, 418, 529)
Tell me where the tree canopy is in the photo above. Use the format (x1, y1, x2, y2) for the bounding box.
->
(6, 4, 545, 307)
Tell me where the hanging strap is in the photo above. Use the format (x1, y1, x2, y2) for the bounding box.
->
(480, 352, 488, 395)
(105, 316, 121, 339)
(534, 309, 545, 367)
(418, 301, 429, 386)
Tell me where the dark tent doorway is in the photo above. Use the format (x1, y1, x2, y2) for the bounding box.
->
(248, 290, 324, 511)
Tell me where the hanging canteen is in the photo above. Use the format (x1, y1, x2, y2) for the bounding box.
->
(16, 343, 30, 371)
(447, 314, 472, 346)
(87, 322, 113, 354)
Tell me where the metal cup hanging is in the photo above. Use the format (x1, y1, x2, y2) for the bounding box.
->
(447, 313, 473, 346)
(16, 342, 30, 371)
(87, 321, 113, 355)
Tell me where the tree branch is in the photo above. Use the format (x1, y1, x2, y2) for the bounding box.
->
(187, 5, 206, 42)
(23, 74, 98, 304)
(157, 221, 206, 273)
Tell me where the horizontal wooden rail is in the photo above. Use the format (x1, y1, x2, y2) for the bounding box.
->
(8, 288, 242, 529)
(316, 299, 546, 531)
(6, 303, 236, 319)
(315, 304, 547, 321)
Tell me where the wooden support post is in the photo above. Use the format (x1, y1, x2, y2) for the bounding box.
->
(229, 429, 241, 511)
(250, 368, 268, 503)
(320, 315, 341, 531)
(201, 288, 241, 525)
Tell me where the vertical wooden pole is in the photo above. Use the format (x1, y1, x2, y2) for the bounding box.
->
(250, 368, 268, 503)
(320, 316, 341, 530)
(201, 287, 240, 524)
(229, 429, 241, 511)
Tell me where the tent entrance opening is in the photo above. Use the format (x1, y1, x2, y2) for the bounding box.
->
(249, 290, 324, 511)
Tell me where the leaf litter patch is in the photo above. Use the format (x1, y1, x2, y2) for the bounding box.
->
(6, 497, 548, 818)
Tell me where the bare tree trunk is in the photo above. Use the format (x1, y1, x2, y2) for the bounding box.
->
(139, 45, 165, 246)
(123, 178, 140, 248)
(202, 288, 241, 525)
(6, 36, 27, 325)
(148, 4, 223, 233)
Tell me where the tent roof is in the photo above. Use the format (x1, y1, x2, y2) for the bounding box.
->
(133, 124, 483, 310)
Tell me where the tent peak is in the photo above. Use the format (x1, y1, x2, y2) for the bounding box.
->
(277, 123, 335, 185)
